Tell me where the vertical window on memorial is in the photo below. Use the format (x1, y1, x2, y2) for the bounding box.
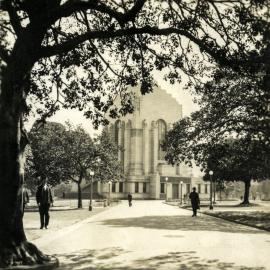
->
(186, 184, 191, 194)
(143, 183, 147, 193)
(158, 120, 167, 160)
(160, 183, 165, 193)
(198, 184, 201, 194)
(112, 182, 116, 193)
(205, 184, 208, 194)
(115, 120, 121, 146)
(135, 182, 139, 193)
(119, 182, 124, 193)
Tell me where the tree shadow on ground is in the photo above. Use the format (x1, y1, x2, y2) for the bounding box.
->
(55, 247, 265, 270)
(209, 211, 270, 231)
(98, 215, 267, 234)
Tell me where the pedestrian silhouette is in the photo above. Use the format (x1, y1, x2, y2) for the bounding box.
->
(128, 192, 132, 207)
(189, 187, 200, 217)
(36, 178, 53, 229)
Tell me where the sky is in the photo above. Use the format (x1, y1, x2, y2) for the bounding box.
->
(24, 72, 203, 177)
(25, 72, 199, 136)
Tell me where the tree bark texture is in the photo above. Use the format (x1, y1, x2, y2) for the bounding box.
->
(0, 23, 49, 267)
(242, 179, 251, 205)
(77, 181, 82, 209)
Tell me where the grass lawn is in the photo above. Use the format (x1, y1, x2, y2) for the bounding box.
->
(24, 203, 111, 241)
(205, 211, 270, 232)
(166, 200, 270, 232)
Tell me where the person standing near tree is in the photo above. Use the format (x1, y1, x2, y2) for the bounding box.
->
(22, 184, 29, 217)
(36, 178, 53, 229)
(189, 187, 200, 217)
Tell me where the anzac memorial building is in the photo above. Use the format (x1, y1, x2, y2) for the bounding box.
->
(90, 85, 210, 200)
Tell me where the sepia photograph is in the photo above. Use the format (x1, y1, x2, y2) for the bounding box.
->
(0, 0, 269, 269)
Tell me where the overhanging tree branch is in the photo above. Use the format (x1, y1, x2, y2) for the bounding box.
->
(4, 2, 23, 35)
(49, 0, 146, 26)
(39, 26, 235, 67)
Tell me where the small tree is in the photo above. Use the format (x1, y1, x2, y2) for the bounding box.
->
(93, 130, 124, 183)
(61, 123, 97, 208)
(202, 139, 270, 204)
(28, 121, 70, 187)
(27, 122, 123, 208)
(60, 124, 123, 207)
(24, 145, 37, 193)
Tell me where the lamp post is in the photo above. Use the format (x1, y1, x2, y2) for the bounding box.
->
(213, 179, 216, 204)
(180, 180, 183, 205)
(108, 180, 111, 206)
(89, 171, 94, 211)
(209, 170, 214, 210)
(165, 177, 168, 201)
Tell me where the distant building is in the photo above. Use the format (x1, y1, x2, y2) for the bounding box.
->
(66, 85, 210, 200)
(91, 85, 210, 200)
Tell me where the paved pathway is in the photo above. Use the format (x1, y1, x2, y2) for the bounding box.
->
(34, 201, 270, 270)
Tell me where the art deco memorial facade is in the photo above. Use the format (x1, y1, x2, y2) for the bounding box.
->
(96, 85, 209, 200)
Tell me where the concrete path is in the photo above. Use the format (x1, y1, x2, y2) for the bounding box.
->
(34, 201, 270, 270)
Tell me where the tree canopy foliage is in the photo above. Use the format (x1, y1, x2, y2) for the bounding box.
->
(26, 121, 122, 207)
(1, 0, 269, 128)
(202, 138, 270, 203)
(27, 121, 68, 186)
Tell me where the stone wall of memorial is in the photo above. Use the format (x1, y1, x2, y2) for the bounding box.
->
(99, 85, 207, 199)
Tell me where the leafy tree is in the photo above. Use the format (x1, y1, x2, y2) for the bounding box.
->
(60, 123, 97, 208)
(24, 145, 38, 193)
(164, 128, 270, 204)
(0, 0, 269, 267)
(28, 121, 69, 186)
(27, 122, 122, 208)
(58, 124, 123, 208)
(191, 68, 270, 147)
(93, 129, 124, 183)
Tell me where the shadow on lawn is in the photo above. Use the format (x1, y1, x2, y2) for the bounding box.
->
(99, 215, 265, 234)
(208, 211, 270, 231)
(56, 247, 265, 270)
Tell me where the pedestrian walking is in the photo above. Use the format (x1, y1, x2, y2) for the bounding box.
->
(189, 187, 200, 217)
(183, 194, 187, 204)
(22, 185, 29, 216)
(36, 178, 53, 229)
(128, 192, 132, 207)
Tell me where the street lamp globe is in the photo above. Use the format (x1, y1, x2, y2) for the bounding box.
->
(165, 177, 168, 182)
(180, 181, 183, 185)
(90, 171, 94, 176)
(209, 170, 214, 210)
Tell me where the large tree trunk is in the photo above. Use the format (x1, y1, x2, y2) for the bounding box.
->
(0, 24, 50, 267)
(0, 109, 50, 267)
(242, 179, 251, 205)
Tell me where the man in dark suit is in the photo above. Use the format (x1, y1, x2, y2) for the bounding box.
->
(189, 187, 200, 217)
(36, 178, 53, 229)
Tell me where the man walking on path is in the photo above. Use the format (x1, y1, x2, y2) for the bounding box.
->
(189, 187, 200, 217)
(36, 178, 53, 229)
(128, 192, 132, 207)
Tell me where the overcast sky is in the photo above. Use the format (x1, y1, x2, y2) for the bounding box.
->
(25, 73, 202, 176)
(25, 72, 198, 136)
